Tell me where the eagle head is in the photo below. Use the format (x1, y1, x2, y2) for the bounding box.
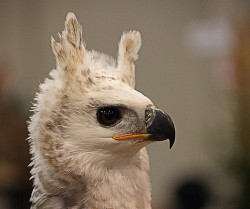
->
(29, 12, 175, 187)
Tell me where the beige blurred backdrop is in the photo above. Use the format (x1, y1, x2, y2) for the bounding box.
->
(0, 0, 249, 209)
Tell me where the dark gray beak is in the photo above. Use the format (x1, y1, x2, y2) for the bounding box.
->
(145, 105, 175, 148)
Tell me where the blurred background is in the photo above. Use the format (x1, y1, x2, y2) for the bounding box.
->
(0, 0, 249, 208)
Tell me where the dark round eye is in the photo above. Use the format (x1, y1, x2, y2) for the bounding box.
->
(97, 107, 121, 126)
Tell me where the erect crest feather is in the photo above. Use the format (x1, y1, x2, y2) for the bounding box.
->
(117, 31, 142, 88)
(51, 13, 142, 90)
(51, 13, 88, 80)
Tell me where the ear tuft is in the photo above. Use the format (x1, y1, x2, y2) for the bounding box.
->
(65, 12, 82, 48)
(51, 12, 86, 74)
(117, 31, 142, 88)
(119, 31, 141, 62)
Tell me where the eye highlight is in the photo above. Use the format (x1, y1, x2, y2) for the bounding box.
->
(97, 107, 121, 126)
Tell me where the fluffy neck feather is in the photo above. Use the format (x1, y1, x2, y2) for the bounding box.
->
(84, 147, 152, 209)
(31, 140, 152, 209)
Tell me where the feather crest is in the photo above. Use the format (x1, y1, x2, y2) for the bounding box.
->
(117, 31, 142, 88)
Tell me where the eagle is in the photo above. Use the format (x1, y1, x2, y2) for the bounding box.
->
(28, 12, 175, 209)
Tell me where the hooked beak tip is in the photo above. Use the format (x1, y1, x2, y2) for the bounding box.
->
(169, 136, 175, 149)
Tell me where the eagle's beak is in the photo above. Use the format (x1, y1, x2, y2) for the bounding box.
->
(145, 105, 175, 148)
(113, 105, 175, 149)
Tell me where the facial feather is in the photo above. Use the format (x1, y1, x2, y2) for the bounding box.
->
(29, 12, 175, 209)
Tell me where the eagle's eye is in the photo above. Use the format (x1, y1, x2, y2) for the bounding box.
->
(97, 107, 121, 126)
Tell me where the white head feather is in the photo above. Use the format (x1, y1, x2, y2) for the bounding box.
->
(28, 12, 174, 209)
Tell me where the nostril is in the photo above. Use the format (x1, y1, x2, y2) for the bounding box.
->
(145, 105, 156, 126)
